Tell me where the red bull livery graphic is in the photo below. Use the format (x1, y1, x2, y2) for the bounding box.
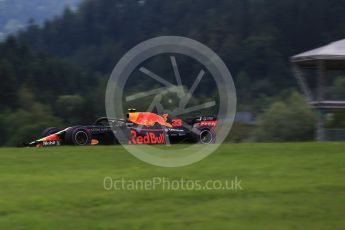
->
(127, 112, 172, 127)
(128, 130, 166, 144)
(21, 109, 217, 147)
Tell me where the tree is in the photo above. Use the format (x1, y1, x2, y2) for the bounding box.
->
(17, 85, 35, 110)
(253, 91, 315, 142)
(55, 95, 85, 124)
(4, 103, 63, 146)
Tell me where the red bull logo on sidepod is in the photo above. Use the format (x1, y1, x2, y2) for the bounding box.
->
(127, 112, 172, 127)
(128, 130, 166, 144)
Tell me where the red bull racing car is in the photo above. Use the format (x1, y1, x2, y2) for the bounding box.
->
(23, 110, 217, 147)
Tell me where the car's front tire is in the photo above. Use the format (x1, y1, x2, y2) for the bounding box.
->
(65, 126, 91, 146)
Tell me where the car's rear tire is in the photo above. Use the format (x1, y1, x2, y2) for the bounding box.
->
(65, 126, 91, 146)
(192, 126, 216, 144)
(41, 127, 61, 137)
(199, 129, 216, 144)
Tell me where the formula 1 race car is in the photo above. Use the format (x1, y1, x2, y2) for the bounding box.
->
(23, 109, 217, 147)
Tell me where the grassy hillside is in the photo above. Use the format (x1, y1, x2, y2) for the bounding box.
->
(0, 143, 344, 229)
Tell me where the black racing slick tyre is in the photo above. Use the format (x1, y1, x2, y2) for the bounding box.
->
(192, 126, 216, 144)
(65, 126, 91, 146)
(41, 127, 61, 137)
(199, 128, 216, 144)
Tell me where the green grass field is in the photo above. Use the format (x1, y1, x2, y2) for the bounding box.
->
(0, 143, 344, 229)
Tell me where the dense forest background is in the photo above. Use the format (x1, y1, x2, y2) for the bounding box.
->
(1, 0, 345, 145)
